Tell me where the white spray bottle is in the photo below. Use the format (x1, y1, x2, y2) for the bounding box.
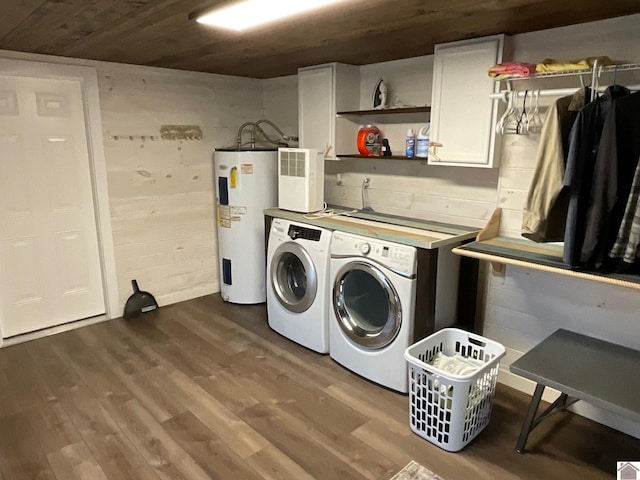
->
(415, 124, 430, 158)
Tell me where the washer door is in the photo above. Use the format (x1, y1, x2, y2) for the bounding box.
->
(271, 242, 317, 313)
(333, 261, 402, 349)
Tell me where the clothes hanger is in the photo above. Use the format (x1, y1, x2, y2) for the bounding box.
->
(589, 58, 599, 102)
(501, 90, 521, 134)
(525, 89, 536, 134)
(608, 64, 628, 94)
(515, 90, 529, 135)
(527, 90, 543, 134)
(496, 90, 513, 134)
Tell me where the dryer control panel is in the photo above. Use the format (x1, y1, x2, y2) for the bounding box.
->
(330, 231, 417, 275)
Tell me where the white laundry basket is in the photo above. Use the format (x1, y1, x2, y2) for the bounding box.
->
(404, 328, 506, 452)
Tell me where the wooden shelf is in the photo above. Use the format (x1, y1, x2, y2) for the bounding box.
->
(450, 208, 640, 290)
(336, 154, 428, 160)
(337, 106, 431, 116)
(452, 236, 640, 291)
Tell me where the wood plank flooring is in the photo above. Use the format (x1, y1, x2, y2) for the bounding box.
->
(0, 294, 638, 480)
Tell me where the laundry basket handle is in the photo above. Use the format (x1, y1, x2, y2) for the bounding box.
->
(468, 336, 486, 348)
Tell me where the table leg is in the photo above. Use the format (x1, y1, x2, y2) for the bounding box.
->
(515, 383, 545, 454)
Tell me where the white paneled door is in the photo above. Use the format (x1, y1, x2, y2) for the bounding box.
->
(0, 74, 105, 337)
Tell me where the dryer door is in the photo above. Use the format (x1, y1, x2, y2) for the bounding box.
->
(270, 242, 317, 313)
(333, 261, 402, 349)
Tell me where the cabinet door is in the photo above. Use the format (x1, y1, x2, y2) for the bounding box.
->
(428, 35, 504, 167)
(298, 64, 334, 157)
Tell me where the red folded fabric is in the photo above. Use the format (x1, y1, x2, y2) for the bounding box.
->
(488, 62, 537, 78)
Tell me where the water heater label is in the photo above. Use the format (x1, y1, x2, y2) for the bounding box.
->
(218, 205, 231, 228)
(230, 206, 247, 215)
(241, 163, 253, 174)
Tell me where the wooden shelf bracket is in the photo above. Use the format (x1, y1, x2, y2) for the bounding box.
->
(477, 208, 506, 276)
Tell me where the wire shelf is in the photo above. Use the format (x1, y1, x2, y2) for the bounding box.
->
(497, 62, 640, 81)
(491, 62, 640, 101)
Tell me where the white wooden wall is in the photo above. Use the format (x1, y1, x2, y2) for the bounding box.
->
(98, 65, 263, 309)
(262, 75, 299, 142)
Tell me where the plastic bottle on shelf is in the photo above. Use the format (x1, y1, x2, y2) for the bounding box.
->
(405, 128, 415, 158)
(415, 124, 430, 158)
(357, 124, 381, 156)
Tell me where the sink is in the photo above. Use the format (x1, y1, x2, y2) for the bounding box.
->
(328, 205, 479, 237)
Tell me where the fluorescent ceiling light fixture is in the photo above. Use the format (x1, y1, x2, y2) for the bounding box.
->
(196, 0, 345, 31)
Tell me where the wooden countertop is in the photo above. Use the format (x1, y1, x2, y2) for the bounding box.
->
(264, 208, 479, 250)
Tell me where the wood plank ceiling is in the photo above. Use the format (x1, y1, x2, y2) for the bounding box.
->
(1, 0, 640, 79)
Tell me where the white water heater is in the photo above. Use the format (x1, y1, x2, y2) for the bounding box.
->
(278, 148, 324, 213)
(213, 149, 278, 304)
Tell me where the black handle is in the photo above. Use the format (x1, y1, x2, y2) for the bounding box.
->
(468, 336, 486, 348)
(131, 279, 140, 293)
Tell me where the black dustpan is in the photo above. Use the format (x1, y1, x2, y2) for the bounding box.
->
(123, 279, 158, 319)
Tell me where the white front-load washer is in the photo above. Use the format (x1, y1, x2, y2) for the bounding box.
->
(329, 230, 419, 393)
(267, 218, 331, 353)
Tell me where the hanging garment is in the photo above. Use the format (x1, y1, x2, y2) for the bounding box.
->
(609, 157, 640, 264)
(580, 91, 640, 270)
(522, 88, 590, 242)
(563, 86, 631, 267)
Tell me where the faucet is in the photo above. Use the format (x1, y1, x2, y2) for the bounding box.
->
(361, 177, 374, 212)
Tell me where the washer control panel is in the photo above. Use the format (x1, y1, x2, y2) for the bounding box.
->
(288, 224, 321, 241)
(330, 231, 417, 275)
(269, 218, 331, 252)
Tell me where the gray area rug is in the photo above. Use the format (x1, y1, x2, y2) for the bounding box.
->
(390, 461, 444, 480)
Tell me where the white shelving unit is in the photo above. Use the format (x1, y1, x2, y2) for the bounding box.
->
(298, 63, 360, 160)
(335, 106, 431, 160)
(428, 35, 507, 168)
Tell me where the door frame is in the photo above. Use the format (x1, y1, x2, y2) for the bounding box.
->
(0, 58, 118, 344)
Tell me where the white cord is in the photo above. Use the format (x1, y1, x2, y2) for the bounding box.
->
(303, 203, 358, 219)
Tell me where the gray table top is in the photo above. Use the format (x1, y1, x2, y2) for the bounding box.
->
(510, 329, 640, 423)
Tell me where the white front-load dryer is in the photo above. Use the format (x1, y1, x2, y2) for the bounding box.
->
(267, 218, 331, 353)
(329, 230, 418, 393)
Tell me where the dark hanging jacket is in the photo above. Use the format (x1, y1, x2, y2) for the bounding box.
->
(563, 86, 631, 267)
(580, 91, 640, 270)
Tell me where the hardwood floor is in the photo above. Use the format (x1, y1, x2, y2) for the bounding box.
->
(0, 294, 638, 480)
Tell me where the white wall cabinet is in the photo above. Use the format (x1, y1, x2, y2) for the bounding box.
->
(428, 35, 506, 168)
(298, 63, 360, 160)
